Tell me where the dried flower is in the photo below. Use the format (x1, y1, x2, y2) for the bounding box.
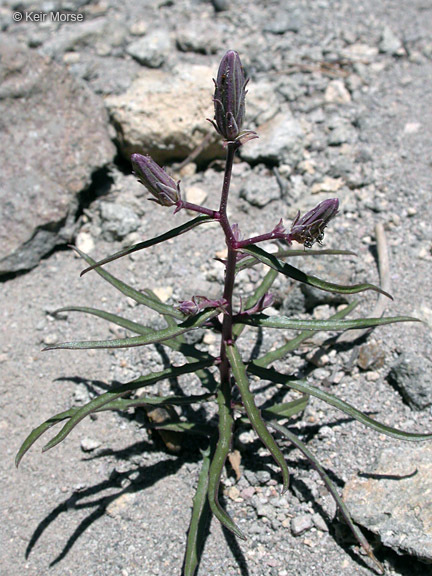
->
(210, 50, 248, 142)
(289, 198, 339, 248)
(131, 153, 181, 207)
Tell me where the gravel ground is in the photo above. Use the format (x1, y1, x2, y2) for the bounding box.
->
(1, 1, 432, 575)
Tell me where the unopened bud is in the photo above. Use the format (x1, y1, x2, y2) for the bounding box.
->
(210, 50, 247, 142)
(131, 153, 181, 207)
(289, 198, 339, 248)
(177, 295, 228, 316)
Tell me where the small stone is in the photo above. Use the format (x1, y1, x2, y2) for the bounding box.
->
(291, 514, 313, 536)
(185, 186, 208, 207)
(324, 80, 351, 104)
(311, 177, 344, 194)
(256, 503, 275, 519)
(379, 26, 404, 55)
(357, 340, 385, 371)
(256, 470, 272, 484)
(228, 486, 241, 500)
(75, 231, 95, 254)
(312, 513, 329, 532)
(99, 202, 140, 241)
(404, 122, 421, 134)
(153, 286, 173, 303)
(129, 21, 147, 36)
(126, 31, 171, 68)
(80, 437, 101, 452)
(388, 353, 432, 410)
(43, 333, 59, 346)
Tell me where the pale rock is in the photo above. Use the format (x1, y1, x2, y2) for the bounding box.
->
(153, 286, 173, 303)
(324, 80, 351, 104)
(75, 231, 95, 254)
(185, 186, 208, 207)
(106, 64, 218, 164)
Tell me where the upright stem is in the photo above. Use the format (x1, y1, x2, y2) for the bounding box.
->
(218, 141, 239, 405)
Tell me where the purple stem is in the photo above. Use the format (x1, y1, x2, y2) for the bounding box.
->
(218, 142, 240, 407)
(233, 231, 290, 249)
(176, 200, 220, 219)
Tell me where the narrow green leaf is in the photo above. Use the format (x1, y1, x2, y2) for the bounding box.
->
(241, 245, 392, 299)
(249, 364, 432, 442)
(233, 267, 279, 339)
(254, 301, 359, 368)
(236, 248, 356, 272)
(42, 360, 213, 452)
(150, 422, 212, 436)
(16, 408, 75, 467)
(235, 313, 418, 332)
(208, 388, 245, 539)
(44, 308, 219, 351)
(184, 446, 212, 576)
(80, 216, 211, 276)
(269, 421, 384, 574)
(73, 247, 184, 320)
(226, 343, 290, 492)
(262, 396, 309, 419)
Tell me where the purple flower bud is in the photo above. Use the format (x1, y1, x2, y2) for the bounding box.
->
(289, 198, 339, 248)
(131, 153, 181, 207)
(210, 50, 248, 142)
(177, 296, 228, 316)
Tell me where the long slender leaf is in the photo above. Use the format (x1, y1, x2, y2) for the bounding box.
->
(241, 245, 392, 299)
(44, 308, 219, 351)
(16, 390, 214, 467)
(235, 313, 418, 332)
(269, 421, 384, 574)
(184, 446, 212, 576)
(254, 301, 359, 368)
(208, 388, 245, 539)
(233, 267, 279, 339)
(249, 364, 432, 441)
(80, 216, 211, 276)
(55, 306, 204, 357)
(74, 247, 184, 320)
(236, 248, 356, 272)
(238, 396, 309, 424)
(226, 343, 290, 492)
(42, 360, 213, 452)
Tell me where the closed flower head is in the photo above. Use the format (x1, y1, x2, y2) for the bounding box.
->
(290, 198, 339, 248)
(210, 50, 247, 142)
(131, 153, 181, 207)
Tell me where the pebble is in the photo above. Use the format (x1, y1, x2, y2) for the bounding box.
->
(80, 437, 101, 452)
(291, 514, 314, 536)
(42, 333, 59, 346)
(152, 286, 173, 303)
(126, 31, 171, 68)
(324, 80, 351, 104)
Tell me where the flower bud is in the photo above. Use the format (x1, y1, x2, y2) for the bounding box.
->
(131, 153, 181, 207)
(211, 50, 247, 141)
(177, 295, 228, 316)
(289, 198, 339, 248)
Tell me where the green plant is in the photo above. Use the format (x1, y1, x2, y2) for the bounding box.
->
(17, 50, 431, 575)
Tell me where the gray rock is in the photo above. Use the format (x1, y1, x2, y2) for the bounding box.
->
(343, 444, 432, 562)
(291, 514, 314, 536)
(99, 202, 141, 241)
(0, 40, 115, 276)
(388, 352, 432, 410)
(176, 27, 220, 54)
(240, 110, 304, 166)
(239, 172, 281, 207)
(379, 26, 404, 55)
(126, 31, 171, 68)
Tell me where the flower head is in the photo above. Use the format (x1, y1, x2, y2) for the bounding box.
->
(131, 153, 181, 207)
(289, 198, 339, 248)
(210, 50, 248, 142)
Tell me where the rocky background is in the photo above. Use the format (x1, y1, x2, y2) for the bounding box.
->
(1, 0, 432, 575)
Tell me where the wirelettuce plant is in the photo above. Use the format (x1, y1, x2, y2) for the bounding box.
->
(17, 50, 432, 575)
